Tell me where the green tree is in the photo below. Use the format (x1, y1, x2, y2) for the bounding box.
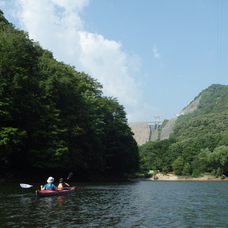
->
(191, 148, 211, 174)
(0, 14, 42, 168)
(182, 162, 192, 176)
(172, 156, 185, 175)
(208, 146, 228, 175)
(139, 138, 175, 171)
(102, 97, 138, 175)
(0, 10, 139, 179)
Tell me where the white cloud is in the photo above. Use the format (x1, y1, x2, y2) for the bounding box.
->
(2, 0, 157, 122)
(153, 45, 163, 68)
(78, 31, 155, 121)
(153, 45, 160, 59)
(79, 32, 138, 96)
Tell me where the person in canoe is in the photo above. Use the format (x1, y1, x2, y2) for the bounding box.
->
(40, 176, 57, 190)
(57, 178, 70, 189)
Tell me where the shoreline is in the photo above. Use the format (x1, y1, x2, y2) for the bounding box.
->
(129, 173, 228, 181)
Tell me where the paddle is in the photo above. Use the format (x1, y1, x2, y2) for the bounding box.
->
(20, 183, 33, 189)
(67, 172, 73, 180)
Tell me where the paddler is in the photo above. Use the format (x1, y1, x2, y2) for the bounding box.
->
(40, 176, 57, 190)
(57, 178, 70, 189)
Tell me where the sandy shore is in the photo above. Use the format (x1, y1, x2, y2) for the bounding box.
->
(153, 173, 228, 181)
(129, 173, 227, 181)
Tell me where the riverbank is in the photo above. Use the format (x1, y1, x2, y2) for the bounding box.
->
(129, 173, 228, 181)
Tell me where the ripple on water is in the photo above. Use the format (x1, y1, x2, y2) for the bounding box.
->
(0, 181, 228, 227)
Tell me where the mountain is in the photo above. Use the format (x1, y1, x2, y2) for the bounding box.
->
(169, 84, 228, 140)
(139, 84, 228, 176)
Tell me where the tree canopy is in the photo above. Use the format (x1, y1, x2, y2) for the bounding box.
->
(0, 10, 139, 180)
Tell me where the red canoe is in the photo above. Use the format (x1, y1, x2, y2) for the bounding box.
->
(35, 187, 76, 197)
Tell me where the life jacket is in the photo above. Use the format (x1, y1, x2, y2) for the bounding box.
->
(45, 184, 56, 190)
(59, 182, 68, 188)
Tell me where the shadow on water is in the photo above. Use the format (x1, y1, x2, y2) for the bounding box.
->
(0, 181, 228, 227)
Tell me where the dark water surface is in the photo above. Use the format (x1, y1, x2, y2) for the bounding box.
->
(0, 181, 227, 227)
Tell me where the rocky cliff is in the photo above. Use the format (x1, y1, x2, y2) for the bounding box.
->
(160, 96, 201, 140)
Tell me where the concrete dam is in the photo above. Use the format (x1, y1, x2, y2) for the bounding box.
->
(128, 116, 163, 146)
(128, 115, 179, 146)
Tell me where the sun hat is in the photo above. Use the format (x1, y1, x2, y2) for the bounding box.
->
(47, 176, 54, 183)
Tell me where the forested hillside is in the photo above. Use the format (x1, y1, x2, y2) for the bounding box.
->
(0, 10, 139, 181)
(140, 84, 228, 177)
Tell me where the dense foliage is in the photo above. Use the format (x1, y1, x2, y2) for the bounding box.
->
(0, 11, 139, 180)
(139, 84, 228, 177)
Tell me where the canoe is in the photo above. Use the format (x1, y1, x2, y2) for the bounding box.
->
(35, 186, 76, 197)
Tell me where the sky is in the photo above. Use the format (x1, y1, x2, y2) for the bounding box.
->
(1, 0, 228, 122)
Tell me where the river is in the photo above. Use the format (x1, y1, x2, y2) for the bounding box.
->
(0, 180, 227, 227)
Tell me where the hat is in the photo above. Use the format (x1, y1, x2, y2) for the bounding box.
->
(47, 176, 54, 183)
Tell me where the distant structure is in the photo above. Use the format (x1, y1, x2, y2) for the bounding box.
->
(147, 115, 163, 141)
(128, 115, 163, 146)
(129, 95, 202, 145)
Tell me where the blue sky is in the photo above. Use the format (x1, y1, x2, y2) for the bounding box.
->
(1, 0, 228, 122)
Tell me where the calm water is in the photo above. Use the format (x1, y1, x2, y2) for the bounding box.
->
(0, 180, 227, 227)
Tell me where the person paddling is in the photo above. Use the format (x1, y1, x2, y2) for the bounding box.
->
(58, 178, 70, 189)
(40, 177, 57, 190)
